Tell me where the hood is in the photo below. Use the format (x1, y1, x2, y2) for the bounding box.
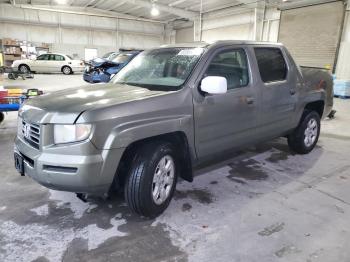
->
(13, 59, 32, 65)
(90, 59, 121, 68)
(19, 83, 168, 124)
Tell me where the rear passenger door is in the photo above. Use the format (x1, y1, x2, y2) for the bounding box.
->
(193, 47, 259, 158)
(54, 54, 66, 73)
(47, 54, 64, 73)
(253, 47, 298, 139)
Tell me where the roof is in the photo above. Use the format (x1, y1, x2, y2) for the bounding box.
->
(160, 40, 283, 49)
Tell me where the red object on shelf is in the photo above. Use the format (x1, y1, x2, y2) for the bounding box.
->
(0, 90, 8, 98)
(0, 90, 8, 104)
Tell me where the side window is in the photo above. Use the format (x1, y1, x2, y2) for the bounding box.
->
(37, 54, 49, 61)
(205, 49, 249, 90)
(55, 55, 65, 61)
(48, 54, 56, 61)
(254, 48, 287, 83)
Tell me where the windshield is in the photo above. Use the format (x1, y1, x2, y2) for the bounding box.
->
(113, 47, 204, 90)
(112, 53, 133, 63)
(66, 55, 73, 60)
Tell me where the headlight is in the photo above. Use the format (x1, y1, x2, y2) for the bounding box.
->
(54, 124, 92, 144)
(17, 117, 23, 136)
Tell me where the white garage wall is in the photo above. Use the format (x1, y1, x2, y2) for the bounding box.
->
(201, 9, 256, 41)
(0, 4, 164, 59)
(174, 7, 280, 44)
(262, 8, 281, 42)
(175, 27, 194, 43)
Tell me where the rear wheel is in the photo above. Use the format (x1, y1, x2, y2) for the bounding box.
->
(288, 110, 320, 154)
(124, 141, 178, 218)
(0, 112, 4, 124)
(62, 66, 72, 75)
(18, 64, 30, 74)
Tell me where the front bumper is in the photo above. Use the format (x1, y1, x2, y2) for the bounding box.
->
(14, 136, 124, 195)
(72, 66, 85, 73)
(83, 72, 111, 83)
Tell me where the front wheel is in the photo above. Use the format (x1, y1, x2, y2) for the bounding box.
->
(18, 64, 30, 74)
(62, 66, 72, 75)
(288, 110, 320, 154)
(125, 142, 178, 218)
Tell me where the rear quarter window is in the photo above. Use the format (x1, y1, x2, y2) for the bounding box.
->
(254, 48, 287, 83)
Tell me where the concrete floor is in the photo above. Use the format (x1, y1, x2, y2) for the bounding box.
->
(1, 74, 350, 262)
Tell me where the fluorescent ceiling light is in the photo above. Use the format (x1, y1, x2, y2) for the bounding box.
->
(56, 0, 68, 5)
(151, 3, 159, 16)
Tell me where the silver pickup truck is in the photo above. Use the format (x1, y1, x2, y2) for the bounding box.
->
(14, 41, 333, 218)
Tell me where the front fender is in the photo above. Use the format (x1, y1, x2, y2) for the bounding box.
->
(103, 114, 193, 149)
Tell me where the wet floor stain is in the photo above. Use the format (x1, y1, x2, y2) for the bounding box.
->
(258, 222, 285, 236)
(227, 159, 269, 182)
(275, 245, 301, 258)
(0, 190, 188, 262)
(227, 177, 247, 184)
(182, 203, 192, 212)
(174, 189, 213, 204)
(32, 256, 50, 262)
(266, 151, 290, 163)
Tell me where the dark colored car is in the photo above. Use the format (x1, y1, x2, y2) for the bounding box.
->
(83, 50, 142, 83)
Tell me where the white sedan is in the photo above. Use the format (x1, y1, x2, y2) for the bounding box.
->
(12, 53, 85, 75)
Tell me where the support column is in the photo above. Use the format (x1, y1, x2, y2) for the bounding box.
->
(253, 1, 266, 41)
(335, 0, 350, 79)
(193, 15, 201, 41)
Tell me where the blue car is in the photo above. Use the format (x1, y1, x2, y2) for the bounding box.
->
(83, 50, 142, 83)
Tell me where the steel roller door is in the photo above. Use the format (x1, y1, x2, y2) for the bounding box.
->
(278, 1, 344, 70)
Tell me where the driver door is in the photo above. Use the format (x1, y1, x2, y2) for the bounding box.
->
(193, 47, 260, 158)
(32, 54, 49, 72)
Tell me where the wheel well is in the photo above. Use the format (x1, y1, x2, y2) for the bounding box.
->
(18, 64, 30, 70)
(112, 132, 193, 192)
(305, 101, 324, 117)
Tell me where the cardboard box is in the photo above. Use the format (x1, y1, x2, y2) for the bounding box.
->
(2, 38, 18, 46)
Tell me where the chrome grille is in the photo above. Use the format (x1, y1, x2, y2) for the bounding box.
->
(22, 120, 41, 149)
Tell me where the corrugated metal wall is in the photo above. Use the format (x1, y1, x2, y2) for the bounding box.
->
(278, 1, 344, 69)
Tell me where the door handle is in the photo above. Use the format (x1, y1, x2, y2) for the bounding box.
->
(290, 89, 296, 95)
(246, 97, 255, 105)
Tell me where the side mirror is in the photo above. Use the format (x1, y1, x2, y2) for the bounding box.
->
(200, 76, 227, 95)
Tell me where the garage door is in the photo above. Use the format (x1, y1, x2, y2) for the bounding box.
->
(278, 1, 344, 70)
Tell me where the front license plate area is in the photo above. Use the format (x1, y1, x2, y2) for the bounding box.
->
(14, 153, 24, 176)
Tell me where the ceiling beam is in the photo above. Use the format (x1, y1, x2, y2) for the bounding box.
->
(5, 3, 166, 23)
(83, 0, 96, 8)
(106, 1, 127, 11)
(169, 0, 187, 7)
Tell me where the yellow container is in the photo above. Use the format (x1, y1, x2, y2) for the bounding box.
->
(7, 89, 22, 96)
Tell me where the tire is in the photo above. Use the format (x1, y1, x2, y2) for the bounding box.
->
(8, 73, 16, 80)
(18, 64, 30, 74)
(125, 141, 178, 218)
(62, 66, 72, 75)
(288, 110, 320, 154)
(0, 112, 4, 124)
